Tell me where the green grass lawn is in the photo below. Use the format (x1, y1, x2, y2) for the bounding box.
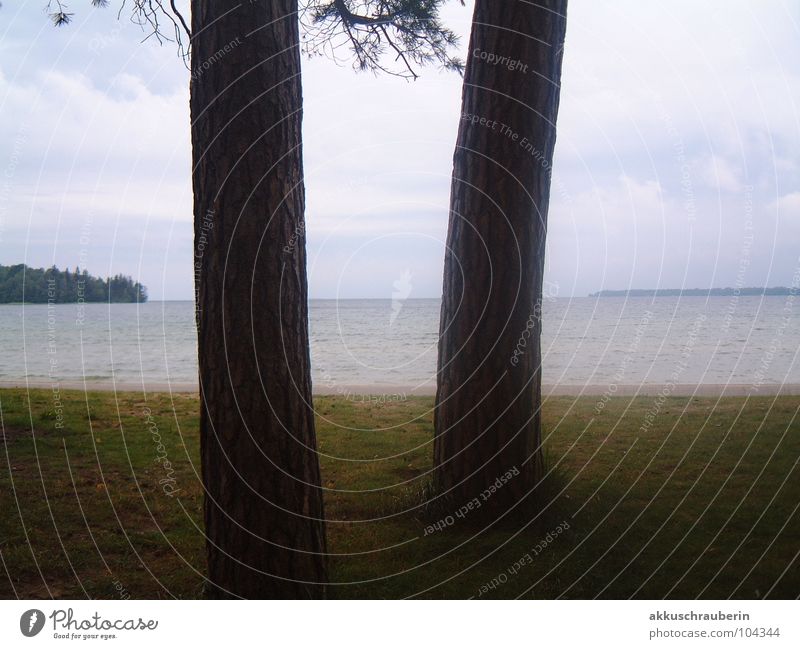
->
(1, 388, 798, 599)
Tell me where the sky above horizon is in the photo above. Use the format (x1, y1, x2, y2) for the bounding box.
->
(1, 1, 798, 300)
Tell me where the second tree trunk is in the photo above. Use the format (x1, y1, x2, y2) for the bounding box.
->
(434, 0, 568, 512)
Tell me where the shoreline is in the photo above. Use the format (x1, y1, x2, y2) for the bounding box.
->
(1, 381, 798, 397)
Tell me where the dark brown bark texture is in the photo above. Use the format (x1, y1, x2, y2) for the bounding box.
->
(434, 0, 567, 511)
(190, 0, 327, 598)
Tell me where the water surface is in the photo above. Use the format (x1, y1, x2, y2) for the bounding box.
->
(0, 296, 797, 391)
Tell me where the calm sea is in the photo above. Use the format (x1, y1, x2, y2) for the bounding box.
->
(0, 297, 797, 391)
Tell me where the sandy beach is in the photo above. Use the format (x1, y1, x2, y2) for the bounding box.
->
(2, 380, 799, 397)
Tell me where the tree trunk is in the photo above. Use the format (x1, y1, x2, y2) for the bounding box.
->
(190, 0, 327, 598)
(434, 0, 567, 512)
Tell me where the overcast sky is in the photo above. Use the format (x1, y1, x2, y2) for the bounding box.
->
(1, 1, 798, 300)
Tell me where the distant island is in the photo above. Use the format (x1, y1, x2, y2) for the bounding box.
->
(0, 263, 147, 303)
(589, 287, 794, 298)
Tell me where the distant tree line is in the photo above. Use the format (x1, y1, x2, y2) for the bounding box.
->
(0, 263, 147, 303)
(589, 287, 794, 297)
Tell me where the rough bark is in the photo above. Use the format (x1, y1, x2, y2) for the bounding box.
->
(434, 0, 568, 512)
(190, 0, 327, 598)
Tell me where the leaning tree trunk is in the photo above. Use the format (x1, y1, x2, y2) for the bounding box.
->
(190, 1, 327, 597)
(434, 0, 567, 512)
